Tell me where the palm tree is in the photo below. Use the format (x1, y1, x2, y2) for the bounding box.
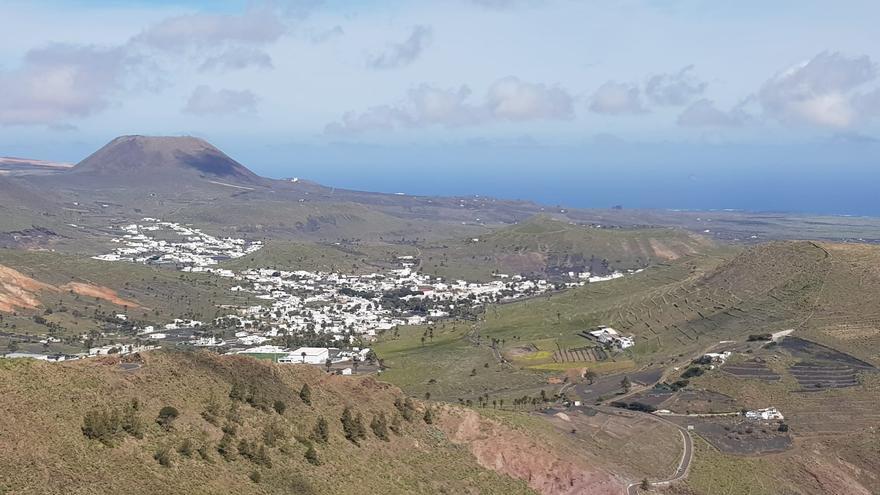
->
(301, 351, 306, 363)
(325, 357, 332, 372)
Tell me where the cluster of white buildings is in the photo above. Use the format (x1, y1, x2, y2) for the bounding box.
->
(209, 265, 562, 343)
(588, 326, 636, 350)
(82, 219, 635, 357)
(745, 407, 784, 421)
(91, 218, 262, 267)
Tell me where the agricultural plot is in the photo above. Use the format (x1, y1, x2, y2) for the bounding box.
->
(539, 407, 684, 482)
(669, 416, 792, 455)
(551, 346, 606, 363)
(660, 390, 739, 414)
(722, 360, 781, 381)
(788, 363, 859, 391)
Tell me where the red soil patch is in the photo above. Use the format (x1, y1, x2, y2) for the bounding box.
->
(60, 282, 141, 309)
(0, 265, 57, 312)
(437, 406, 624, 495)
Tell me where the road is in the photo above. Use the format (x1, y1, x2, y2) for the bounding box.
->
(592, 406, 692, 495)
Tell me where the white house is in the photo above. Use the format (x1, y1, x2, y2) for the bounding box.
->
(285, 347, 330, 365)
(745, 407, 784, 421)
(589, 327, 635, 349)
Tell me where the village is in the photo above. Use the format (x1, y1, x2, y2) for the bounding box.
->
(8, 219, 632, 371)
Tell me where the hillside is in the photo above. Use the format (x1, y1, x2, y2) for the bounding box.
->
(71, 135, 261, 184)
(0, 351, 625, 495)
(417, 216, 712, 281)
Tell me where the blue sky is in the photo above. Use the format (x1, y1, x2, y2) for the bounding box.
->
(2, 0, 880, 214)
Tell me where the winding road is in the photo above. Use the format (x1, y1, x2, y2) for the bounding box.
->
(563, 405, 693, 494)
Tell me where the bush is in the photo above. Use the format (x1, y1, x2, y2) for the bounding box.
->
(82, 407, 123, 446)
(305, 443, 321, 466)
(249, 470, 262, 483)
(747, 333, 772, 342)
(217, 433, 238, 461)
(423, 408, 434, 425)
(156, 406, 180, 430)
(154, 445, 174, 467)
(178, 438, 195, 457)
(311, 416, 329, 444)
(389, 414, 402, 435)
(122, 400, 145, 438)
(263, 420, 287, 447)
(299, 384, 312, 406)
(341, 407, 366, 444)
(681, 366, 705, 379)
(273, 400, 287, 415)
(197, 444, 212, 462)
(370, 413, 390, 441)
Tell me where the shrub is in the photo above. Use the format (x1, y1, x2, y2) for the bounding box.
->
(423, 408, 434, 425)
(82, 407, 123, 446)
(156, 406, 180, 430)
(370, 413, 390, 441)
(341, 407, 365, 444)
(122, 400, 145, 439)
(305, 443, 321, 466)
(249, 470, 262, 483)
(178, 438, 195, 457)
(311, 416, 329, 444)
(299, 384, 312, 406)
(263, 420, 287, 447)
(389, 414, 402, 435)
(197, 444, 212, 462)
(273, 400, 287, 415)
(217, 433, 238, 461)
(154, 445, 174, 467)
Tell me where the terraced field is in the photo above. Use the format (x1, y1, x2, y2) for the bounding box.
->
(789, 362, 860, 391)
(722, 360, 781, 381)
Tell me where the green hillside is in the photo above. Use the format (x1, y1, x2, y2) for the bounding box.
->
(417, 215, 713, 281)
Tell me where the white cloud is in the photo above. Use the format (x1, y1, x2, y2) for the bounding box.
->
(645, 65, 707, 106)
(758, 52, 877, 127)
(367, 25, 432, 70)
(486, 77, 574, 121)
(326, 77, 573, 133)
(0, 43, 130, 126)
(199, 47, 274, 72)
(677, 99, 747, 127)
(183, 85, 258, 115)
(589, 81, 645, 115)
(134, 8, 287, 50)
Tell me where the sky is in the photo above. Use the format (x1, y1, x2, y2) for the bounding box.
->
(2, 0, 880, 214)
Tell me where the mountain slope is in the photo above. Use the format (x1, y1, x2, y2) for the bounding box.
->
(0, 351, 625, 495)
(71, 135, 261, 184)
(418, 215, 713, 280)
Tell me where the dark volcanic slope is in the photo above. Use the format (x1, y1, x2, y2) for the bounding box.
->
(71, 135, 261, 184)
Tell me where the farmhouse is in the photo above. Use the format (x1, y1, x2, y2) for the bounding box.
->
(745, 407, 784, 421)
(589, 326, 635, 350)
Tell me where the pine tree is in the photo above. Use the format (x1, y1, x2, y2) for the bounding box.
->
(311, 416, 330, 444)
(370, 413, 390, 441)
(299, 383, 312, 406)
(354, 412, 367, 441)
(341, 407, 359, 444)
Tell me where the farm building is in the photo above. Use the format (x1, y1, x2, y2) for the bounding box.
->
(589, 326, 635, 350)
(282, 347, 330, 365)
(745, 407, 784, 421)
